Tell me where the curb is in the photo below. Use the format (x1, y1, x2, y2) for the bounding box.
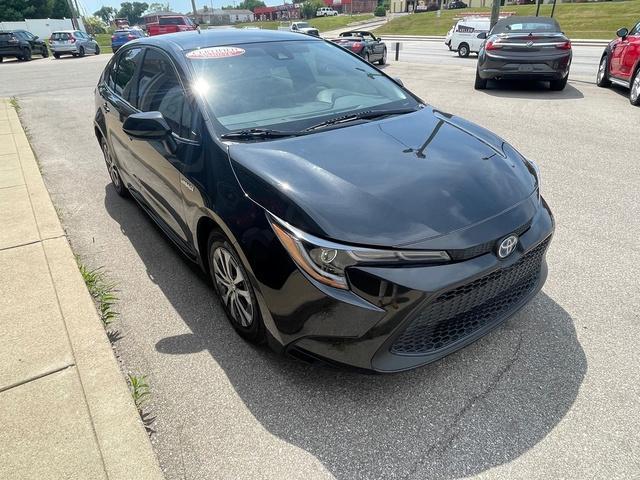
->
(2, 99, 164, 480)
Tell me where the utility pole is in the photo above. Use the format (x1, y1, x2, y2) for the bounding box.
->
(66, 0, 78, 29)
(489, 0, 500, 30)
(73, 0, 82, 29)
(535, 0, 541, 16)
(550, 0, 557, 17)
(191, 0, 198, 20)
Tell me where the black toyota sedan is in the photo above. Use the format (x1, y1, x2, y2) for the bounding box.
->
(94, 30, 553, 372)
(475, 16, 572, 90)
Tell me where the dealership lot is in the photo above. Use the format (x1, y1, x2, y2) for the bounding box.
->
(1, 45, 639, 479)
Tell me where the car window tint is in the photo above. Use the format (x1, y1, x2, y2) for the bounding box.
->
(137, 48, 192, 137)
(630, 22, 640, 36)
(114, 47, 143, 104)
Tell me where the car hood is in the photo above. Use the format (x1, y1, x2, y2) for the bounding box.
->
(228, 107, 538, 248)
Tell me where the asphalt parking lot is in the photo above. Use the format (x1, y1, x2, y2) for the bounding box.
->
(1, 45, 639, 479)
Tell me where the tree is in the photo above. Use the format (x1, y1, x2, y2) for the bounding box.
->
(147, 2, 171, 12)
(239, 0, 266, 11)
(0, 0, 35, 21)
(301, 0, 324, 19)
(51, 0, 72, 17)
(117, 2, 149, 25)
(94, 5, 117, 23)
(84, 15, 107, 34)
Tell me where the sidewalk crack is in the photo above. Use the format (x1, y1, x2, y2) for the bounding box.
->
(0, 363, 75, 394)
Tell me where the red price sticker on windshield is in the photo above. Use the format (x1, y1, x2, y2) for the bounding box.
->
(186, 46, 245, 59)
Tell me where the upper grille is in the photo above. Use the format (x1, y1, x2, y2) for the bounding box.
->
(448, 221, 532, 261)
(390, 236, 550, 356)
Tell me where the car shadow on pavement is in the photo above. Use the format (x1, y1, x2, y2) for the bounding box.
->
(104, 185, 587, 480)
(479, 80, 584, 100)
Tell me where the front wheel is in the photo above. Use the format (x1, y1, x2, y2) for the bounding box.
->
(458, 43, 470, 58)
(630, 69, 640, 106)
(41, 46, 49, 58)
(101, 138, 129, 198)
(94, 44, 100, 55)
(378, 48, 387, 65)
(208, 233, 265, 344)
(364, 52, 370, 63)
(550, 76, 568, 91)
(596, 55, 611, 88)
(474, 69, 487, 90)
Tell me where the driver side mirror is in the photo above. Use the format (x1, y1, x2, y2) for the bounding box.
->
(477, 32, 487, 39)
(616, 27, 629, 38)
(123, 112, 171, 140)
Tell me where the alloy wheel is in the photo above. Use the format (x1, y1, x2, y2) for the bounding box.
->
(213, 247, 254, 327)
(102, 141, 121, 189)
(597, 58, 606, 84)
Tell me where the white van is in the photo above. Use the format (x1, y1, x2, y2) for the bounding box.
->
(316, 7, 338, 16)
(449, 18, 490, 57)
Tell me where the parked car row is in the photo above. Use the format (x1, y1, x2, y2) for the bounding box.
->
(0, 29, 102, 62)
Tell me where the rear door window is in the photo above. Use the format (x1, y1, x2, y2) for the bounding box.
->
(113, 47, 144, 104)
(52, 32, 70, 41)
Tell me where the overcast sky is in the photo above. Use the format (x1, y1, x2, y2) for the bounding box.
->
(79, 0, 283, 15)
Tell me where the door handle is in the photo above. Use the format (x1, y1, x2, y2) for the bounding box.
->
(103, 102, 110, 112)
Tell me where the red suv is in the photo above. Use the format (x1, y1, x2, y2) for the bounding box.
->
(597, 21, 640, 106)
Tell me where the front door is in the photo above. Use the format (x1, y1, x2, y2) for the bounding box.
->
(620, 22, 640, 79)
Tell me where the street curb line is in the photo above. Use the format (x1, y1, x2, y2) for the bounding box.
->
(4, 99, 164, 480)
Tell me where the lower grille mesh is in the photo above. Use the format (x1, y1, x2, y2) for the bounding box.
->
(390, 237, 550, 356)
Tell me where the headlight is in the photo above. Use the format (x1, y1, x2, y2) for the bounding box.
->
(269, 215, 450, 290)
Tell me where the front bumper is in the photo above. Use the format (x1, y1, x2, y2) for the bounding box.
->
(478, 51, 571, 80)
(257, 198, 554, 372)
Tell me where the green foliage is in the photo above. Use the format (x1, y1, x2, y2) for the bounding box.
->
(84, 16, 107, 34)
(94, 5, 117, 23)
(77, 260, 120, 328)
(147, 2, 171, 13)
(9, 97, 20, 113)
(301, 0, 325, 19)
(128, 374, 151, 411)
(0, 0, 71, 21)
(117, 1, 149, 25)
(374, 5, 386, 16)
(222, 0, 266, 10)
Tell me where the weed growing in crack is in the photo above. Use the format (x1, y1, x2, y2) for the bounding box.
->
(76, 259, 120, 328)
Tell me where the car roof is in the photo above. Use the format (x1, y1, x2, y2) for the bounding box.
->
(52, 30, 79, 33)
(135, 29, 318, 51)
(0, 29, 26, 33)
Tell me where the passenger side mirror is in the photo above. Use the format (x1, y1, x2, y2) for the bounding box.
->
(477, 32, 487, 39)
(123, 112, 171, 140)
(616, 27, 629, 38)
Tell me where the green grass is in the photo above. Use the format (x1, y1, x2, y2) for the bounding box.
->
(235, 14, 375, 32)
(9, 96, 20, 113)
(77, 260, 120, 328)
(375, 0, 640, 39)
(95, 33, 112, 48)
(128, 374, 151, 412)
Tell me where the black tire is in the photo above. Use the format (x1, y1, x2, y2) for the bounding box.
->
(101, 137, 129, 198)
(378, 48, 387, 65)
(78, 46, 85, 57)
(53, 52, 60, 59)
(0, 57, 3, 63)
(21, 47, 32, 61)
(94, 44, 100, 55)
(458, 43, 470, 58)
(596, 55, 611, 88)
(364, 52, 370, 63)
(41, 46, 48, 58)
(208, 232, 265, 344)
(474, 69, 487, 90)
(630, 69, 640, 106)
(550, 76, 568, 91)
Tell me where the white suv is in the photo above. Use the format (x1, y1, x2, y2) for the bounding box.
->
(316, 7, 338, 16)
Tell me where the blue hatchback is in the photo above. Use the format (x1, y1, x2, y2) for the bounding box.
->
(111, 29, 144, 53)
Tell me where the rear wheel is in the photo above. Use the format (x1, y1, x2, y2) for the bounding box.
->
(78, 46, 85, 57)
(630, 69, 640, 106)
(458, 43, 470, 58)
(550, 76, 568, 91)
(53, 52, 60, 59)
(596, 55, 611, 87)
(364, 52, 370, 63)
(94, 44, 100, 55)
(0, 57, 3, 63)
(101, 137, 129, 198)
(208, 232, 265, 344)
(474, 69, 487, 90)
(21, 47, 32, 61)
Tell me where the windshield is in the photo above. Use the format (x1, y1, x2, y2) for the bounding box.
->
(187, 40, 417, 133)
(296, 23, 310, 28)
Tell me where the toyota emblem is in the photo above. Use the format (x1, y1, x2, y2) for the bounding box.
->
(497, 235, 518, 259)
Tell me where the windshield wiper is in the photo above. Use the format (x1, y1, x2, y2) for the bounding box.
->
(221, 128, 300, 140)
(304, 107, 420, 132)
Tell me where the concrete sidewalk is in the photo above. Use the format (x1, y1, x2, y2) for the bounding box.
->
(0, 99, 163, 480)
